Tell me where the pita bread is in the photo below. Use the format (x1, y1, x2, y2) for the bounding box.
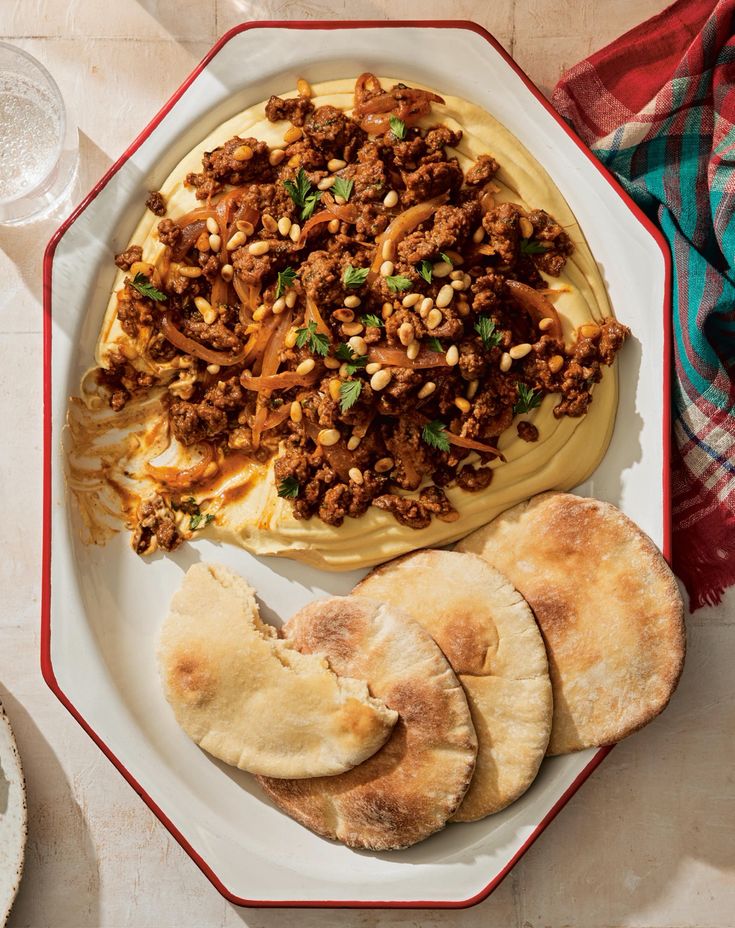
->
(458, 493, 685, 754)
(354, 550, 552, 821)
(158, 563, 397, 778)
(258, 596, 477, 850)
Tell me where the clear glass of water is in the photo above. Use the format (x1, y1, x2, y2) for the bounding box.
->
(0, 42, 78, 225)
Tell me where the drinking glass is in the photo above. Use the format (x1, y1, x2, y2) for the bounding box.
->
(0, 42, 78, 225)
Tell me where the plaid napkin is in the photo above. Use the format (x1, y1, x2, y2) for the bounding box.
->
(553, 0, 735, 610)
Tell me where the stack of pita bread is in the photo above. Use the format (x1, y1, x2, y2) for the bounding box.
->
(159, 492, 685, 850)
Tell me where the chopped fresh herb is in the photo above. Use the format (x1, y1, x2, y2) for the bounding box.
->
(421, 419, 451, 453)
(427, 336, 443, 353)
(339, 379, 363, 412)
(172, 496, 198, 514)
(513, 382, 542, 415)
(277, 476, 300, 499)
(417, 260, 433, 284)
(331, 176, 354, 202)
(520, 238, 551, 255)
(389, 115, 407, 140)
(475, 315, 502, 349)
(275, 266, 297, 298)
(385, 274, 412, 292)
(439, 252, 453, 267)
(295, 320, 329, 357)
(361, 313, 383, 329)
(189, 511, 214, 531)
(335, 342, 368, 374)
(283, 168, 322, 220)
(131, 272, 167, 302)
(343, 265, 370, 289)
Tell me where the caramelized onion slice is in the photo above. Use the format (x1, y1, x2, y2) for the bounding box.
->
(506, 280, 563, 340)
(240, 370, 319, 392)
(146, 442, 215, 489)
(447, 432, 505, 460)
(368, 346, 449, 368)
(367, 196, 447, 282)
(160, 313, 247, 366)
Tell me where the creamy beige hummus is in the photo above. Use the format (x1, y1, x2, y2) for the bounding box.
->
(75, 77, 618, 571)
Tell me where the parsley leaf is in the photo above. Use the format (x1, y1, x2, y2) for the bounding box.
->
(421, 419, 451, 453)
(475, 315, 502, 349)
(389, 115, 407, 140)
(427, 336, 443, 353)
(283, 168, 322, 220)
(295, 320, 329, 357)
(439, 252, 453, 267)
(361, 313, 383, 329)
(335, 342, 368, 374)
(339, 379, 363, 412)
(332, 176, 354, 202)
(189, 511, 214, 531)
(343, 265, 370, 289)
(520, 238, 551, 255)
(513, 382, 542, 415)
(275, 266, 297, 298)
(417, 260, 433, 284)
(131, 272, 167, 302)
(277, 476, 300, 499)
(385, 274, 412, 292)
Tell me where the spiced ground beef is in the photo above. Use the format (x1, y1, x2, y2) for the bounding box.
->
(145, 191, 167, 216)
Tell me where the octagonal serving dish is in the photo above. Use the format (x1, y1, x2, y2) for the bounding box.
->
(42, 20, 671, 908)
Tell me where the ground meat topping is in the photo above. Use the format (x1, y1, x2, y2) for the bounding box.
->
(265, 94, 315, 126)
(145, 191, 167, 216)
(114, 244, 143, 270)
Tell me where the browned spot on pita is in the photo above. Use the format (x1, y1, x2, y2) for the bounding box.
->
(167, 649, 216, 706)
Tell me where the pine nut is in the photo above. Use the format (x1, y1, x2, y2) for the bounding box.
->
(519, 217, 534, 238)
(539, 317, 555, 332)
(236, 219, 254, 236)
(328, 158, 347, 172)
(202, 308, 217, 324)
(289, 223, 301, 242)
(333, 308, 354, 323)
(380, 260, 394, 277)
(348, 467, 364, 485)
(327, 218, 340, 233)
(253, 305, 267, 321)
(262, 213, 278, 233)
(420, 297, 433, 314)
(455, 396, 471, 413)
(383, 190, 399, 208)
(418, 381, 436, 399)
(399, 292, 418, 308)
(472, 226, 485, 243)
(296, 77, 312, 98)
(232, 144, 253, 161)
(248, 240, 270, 256)
(548, 354, 564, 373)
(285, 290, 297, 308)
(375, 457, 394, 473)
(457, 299, 470, 316)
(398, 322, 414, 346)
(317, 176, 336, 190)
(287, 155, 300, 168)
(329, 378, 342, 402)
(334, 195, 346, 206)
(208, 233, 221, 252)
(370, 369, 392, 391)
(500, 352, 512, 372)
(228, 231, 247, 251)
(445, 344, 459, 366)
(382, 301, 394, 320)
(406, 340, 420, 360)
(365, 362, 382, 375)
(296, 358, 316, 375)
(221, 263, 234, 282)
(436, 284, 454, 308)
(467, 378, 479, 399)
(509, 343, 532, 360)
(269, 148, 286, 166)
(194, 296, 212, 316)
(381, 240, 395, 262)
(206, 364, 221, 374)
(580, 323, 601, 338)
(284, 126, 303, 143)
(206, 216, 219, 235)
(285, 328, 298, 348)
(451, 278, 466, 291)
(272, 296, 287, 315)
(348, 335, 368, 356)
(318, 428, 340, 446)
(323, 357, 341, 369)
(432, 261, 452, 278)
(278, 216, 292, 236)
(179, 265, 202, 278)
(426, 308, 443, 330)
(290, 400, 303, 422)
(450, 270, 464, 280)
(445, 251, 463, 265)
(196, 231, 210, 252)
(347, 435, 361, 451)
(344, 295, 361, 309)
(343, 321, 364, 336)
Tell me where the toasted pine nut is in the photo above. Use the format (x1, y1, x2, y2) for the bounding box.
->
(272, 296, 287, 315)
(195, 231, 210, 252)
(232, 144, 253, 162)
(289, 223, 301, 242)
(382, 302, 394, 320)
(328, 378, 342, 402)
(500, 351, 512, 372)
(432, 261, 452, 278)
(383, 190, 399, 208)
(208, 233, 221, 252)
(348, 467, 364, 485)
(548, 354, 564, 373)
(451, 278, 466, 291)
(333, 308, 355, 323)
(206, 216, 219, 235)
(375, 457, 394, 473)
(539, 317, 555, 332)
(347, 435, 361, 451)
(284, 328, 298, 348)
(327, 218, 340, 233)
(436, 284, 454, 308)
(348, 335, 368, 356)
(472, 226, 485, 243)
(290, 400, 303, 422)
(398, 322, 414, 346)
(426, 308, 443, 330)
(420, 296, 433, 314)
(334, 195, 347, 206)
(296, 77, 312, 98)
(467, 378, 479, 400)
(206, 364, 221, 375)
(323, 356, 341, 369)
(343, 321, 364, 336)
(380, 260, 394, 277)
(580, 323, 601, 339)
(400, 292, 419, 308)
(194, 296, 212, 316)
(296, 358, 316, 375)
(220, 263, 234, 282)
(262, 213, 278, 233)
(287, 154, 301, 167)
(252, 305, 267, 321)
(284, 125, 303, 143)
(519, 217, 534, 238)
(277, 216, 292, 236)
(445, 344, 459, 366)
(509, 343, 532, 360)
(248, 240, 270, 256)
(406, 340, 420, 360)
(370, 369, 392, 391)
(236, 219, 254, 236)
(179, 265, 202, 278)
(285, 290, 297, 308)
(318, 428, 340, 446)
(454, 396, 471, 413)
(317, 176, 335, 191)
(445, 250, 463, 265)
(328, 158, 347, 172)
(456, 299, 470, 317)
(450, 270, 464, 281)
(228, 231, 247, 251)
(344, 294, 361, 309)
(269, 148, 286, 166)
(418, 381, 436, 399)
(365, 362, 382, 375)
(202, 308, 217, 325)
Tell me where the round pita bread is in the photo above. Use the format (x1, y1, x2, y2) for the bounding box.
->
(158, 563, 397, 778)
(258, 596, 477, 850)
(354, 550, 552, 821)
(458, 493, 685, 754)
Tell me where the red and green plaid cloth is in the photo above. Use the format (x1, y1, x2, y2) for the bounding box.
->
(553, 0, 735, 610)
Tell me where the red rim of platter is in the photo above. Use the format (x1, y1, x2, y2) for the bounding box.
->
(41, 19, 673, 909)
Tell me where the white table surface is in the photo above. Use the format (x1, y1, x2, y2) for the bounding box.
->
(1, 2, 733, 926)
